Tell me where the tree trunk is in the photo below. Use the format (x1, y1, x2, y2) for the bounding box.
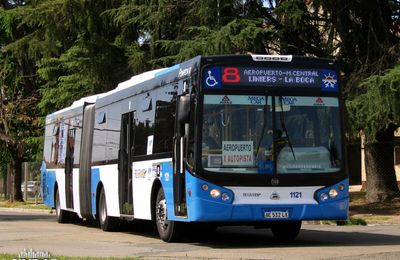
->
(3, 170, 7, 199)
(365, 142, 400, 202)
(6, 141, 26, 202)
(11, 156, 24, 202)
(7, 163, 12, 201)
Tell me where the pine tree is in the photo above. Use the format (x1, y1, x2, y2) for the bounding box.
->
(347, 62, 400, 202)
(1, 0, 399, 203)
(0, 9, 39, 201)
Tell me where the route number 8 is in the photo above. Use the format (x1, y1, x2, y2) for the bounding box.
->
(222, 67, 240, 83)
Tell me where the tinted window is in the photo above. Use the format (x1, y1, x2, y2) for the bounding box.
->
(153, 100, 176, 154)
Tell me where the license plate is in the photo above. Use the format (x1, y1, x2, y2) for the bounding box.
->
(264, 210, 289, 219)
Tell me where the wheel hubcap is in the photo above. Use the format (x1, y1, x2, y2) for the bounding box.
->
(56, 193, 60, 216)
(100, 194, 106, 224)
(156, 199, 168, 230)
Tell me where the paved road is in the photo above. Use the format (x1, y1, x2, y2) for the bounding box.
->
(0, 209, 400, 259)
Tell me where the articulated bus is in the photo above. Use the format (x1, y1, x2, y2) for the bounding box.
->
(41, 54, 348, 242)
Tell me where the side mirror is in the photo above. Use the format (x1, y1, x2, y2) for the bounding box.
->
(176, 95, 190, 136)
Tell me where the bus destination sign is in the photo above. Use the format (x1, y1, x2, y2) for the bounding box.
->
(202, 66, 338, 92)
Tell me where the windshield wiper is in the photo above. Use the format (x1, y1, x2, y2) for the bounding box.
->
(278, 96, 296, 160)
(255, 93, 268, 161)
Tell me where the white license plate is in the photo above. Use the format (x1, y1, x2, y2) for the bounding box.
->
(264, 210, 289, 219)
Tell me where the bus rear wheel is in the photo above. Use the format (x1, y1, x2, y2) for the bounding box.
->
(55, 188, 69, 223)
(271, 221, 302, 241)
(155, 188, 182, 242)
(98, 188, 118, 231)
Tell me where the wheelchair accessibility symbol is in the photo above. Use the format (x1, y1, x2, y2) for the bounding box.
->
(203, 67, 221, 89)
(206, 70, 218, 87)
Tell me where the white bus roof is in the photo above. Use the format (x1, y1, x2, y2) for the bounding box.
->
(47, 67, 168, 119)
(116, 68, 166, 91)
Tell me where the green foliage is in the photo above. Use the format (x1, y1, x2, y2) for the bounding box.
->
(346, 64, 400, 142)
(1, 0, 128, 115)
(37, 34, 128, 113)
(0, 49, 41, 163)
(274, 0, 309, 27)
(0, 0, 399, 165)
(158, 19, 270, 64)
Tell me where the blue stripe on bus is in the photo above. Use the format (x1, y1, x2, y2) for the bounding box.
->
(91, 168, 101, 217)
(159, 161, 176, 221)
(42, 170, 56, 208)
(154, 64, 179, 77)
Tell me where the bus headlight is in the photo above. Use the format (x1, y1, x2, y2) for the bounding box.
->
(221, 192, 230, 201)
(329, 189, 338, 198)
(210, 189, 221, 199)
(320, 193, 329, 201)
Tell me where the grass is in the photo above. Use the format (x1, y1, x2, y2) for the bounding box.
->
(349, 191, 400, 215)
(0, 253, 15, 260)
(344, 191, 400, 225)
(0, 254, 140, 260)
(322, 217, 368, 226)
(316, 191, 400, 226)
(0, 199, 51, 211)
(337, 218, 368, 226)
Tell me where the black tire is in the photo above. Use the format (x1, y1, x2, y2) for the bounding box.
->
(155, 188, 182, 242)
(271, 221, 302, 241)
(98, 188, 118, 231)
(55, 189, 69, 223)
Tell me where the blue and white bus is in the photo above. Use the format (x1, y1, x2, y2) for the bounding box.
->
(41, 54, 348, 242)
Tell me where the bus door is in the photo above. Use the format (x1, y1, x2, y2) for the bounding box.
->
(65, 128, 75, 209)
(173, 95, 191, 216)
(79, 103, 95, 220)
(119, 112, 135, 215)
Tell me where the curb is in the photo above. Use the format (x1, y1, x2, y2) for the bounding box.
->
(349, 185, 363, 192)
(0, 207, 54, 214)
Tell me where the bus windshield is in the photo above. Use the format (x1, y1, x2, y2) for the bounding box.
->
(201, 94, 342, 174)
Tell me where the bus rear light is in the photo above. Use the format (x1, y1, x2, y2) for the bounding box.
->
(338, 184, 345, 191)
(210, 189, 221, 199)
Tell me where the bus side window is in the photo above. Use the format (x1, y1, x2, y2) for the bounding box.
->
(154, 100, 175, 154)
(133, 94, 155, 156)
(52, 123, 60, 165)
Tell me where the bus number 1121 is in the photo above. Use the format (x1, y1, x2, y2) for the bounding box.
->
(290, 192, 302, 198)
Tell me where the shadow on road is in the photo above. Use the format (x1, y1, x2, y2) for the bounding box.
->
(186, 226, 400, 249)
(0, 212, 55, 222)
(1, 210, 399, 249)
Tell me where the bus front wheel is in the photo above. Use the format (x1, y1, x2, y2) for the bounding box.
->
(98, 188, 118, 231)
(271, 221, 302, 241)
(155, 188, 182, 242)
(55, 188, 69, 223)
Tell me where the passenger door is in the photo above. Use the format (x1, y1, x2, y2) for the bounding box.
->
(65, 128, 75, 209)
(119, 112, 135, 215)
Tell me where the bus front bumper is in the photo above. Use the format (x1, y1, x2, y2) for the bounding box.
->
(185, 196, 349, 222)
